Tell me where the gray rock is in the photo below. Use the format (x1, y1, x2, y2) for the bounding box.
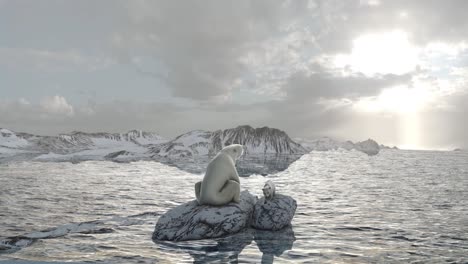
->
(354, 139, 380, 156)
(252, 194, 297, 231)
(152, 191, 257, 241)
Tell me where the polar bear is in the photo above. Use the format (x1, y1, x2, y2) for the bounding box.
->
(195, 144, 244, 206)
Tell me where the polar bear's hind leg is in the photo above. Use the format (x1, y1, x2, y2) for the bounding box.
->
(195, 181, 202, 203)
(219, 180, 240, 204)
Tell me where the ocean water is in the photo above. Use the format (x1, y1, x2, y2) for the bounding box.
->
(0, 150, 467, 263)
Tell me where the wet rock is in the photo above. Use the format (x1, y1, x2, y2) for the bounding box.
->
(0, 236, 36, 253)
(104, 150, 129, 159)
(251, 194, 296, 231)
(152, 191, 257, 241)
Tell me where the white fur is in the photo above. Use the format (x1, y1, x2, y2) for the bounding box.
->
(262, 180, 276, 200)
(195, 144, 243, 205)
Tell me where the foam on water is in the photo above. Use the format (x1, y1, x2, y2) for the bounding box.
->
(0, 150, 467, 263)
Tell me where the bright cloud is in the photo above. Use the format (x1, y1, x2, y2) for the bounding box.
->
(40, 95, 74, 117)
(354, 85, 432, 113)
(334, 30, 419, 76)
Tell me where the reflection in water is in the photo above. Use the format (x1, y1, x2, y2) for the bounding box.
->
(237, 154, 304, 176)
(255, 226, 295, 264)
(153, 226, 295, 263)
(154, 230, 254, 263)
(158, 154, 304, 176)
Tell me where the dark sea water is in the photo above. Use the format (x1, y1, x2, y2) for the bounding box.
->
(0, 149, 467, 263)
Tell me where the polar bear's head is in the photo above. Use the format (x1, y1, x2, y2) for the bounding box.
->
(262, 180, 276, 200)
(221, 144, 244, 161)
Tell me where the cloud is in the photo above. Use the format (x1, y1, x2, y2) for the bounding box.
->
(0, 47, 113, 72)
(306, 0, 468, 53)
(0, 96, 74, 129)
(1, 1, 468, 149)
(0, 98, 268, 136)
(107, 0, 468, 102)
(417, 89, 468, 149)
(1, 87, 467, 149)
(40, 95, 74, 116)
(111, 0, 310, 101)
(284, 70, 413, 101)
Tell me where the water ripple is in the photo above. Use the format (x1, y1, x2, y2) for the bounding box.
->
(0, 150, 467, 263)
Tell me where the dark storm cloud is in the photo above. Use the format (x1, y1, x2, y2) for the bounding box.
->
(284, 70, 412, 101)
(112, 0, 310, 101)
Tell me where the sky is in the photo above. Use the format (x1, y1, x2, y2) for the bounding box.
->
(1, 0, 467, 150)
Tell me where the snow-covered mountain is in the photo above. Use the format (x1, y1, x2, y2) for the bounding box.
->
(0, 128, 167, 160)
(0, 128, 30, 149)
(143, 125, 307, 175)
(50, 130, 166, 151)
(295, 137, 392, 156)
(148, 130, 212, 158)
(1, 126, 395, 175)
(149, 125, 306, 158)
(0, 126, 307, 176)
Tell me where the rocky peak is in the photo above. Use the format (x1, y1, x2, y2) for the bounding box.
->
(211, 125, 305, 155)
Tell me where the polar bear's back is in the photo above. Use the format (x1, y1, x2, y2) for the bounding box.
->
(200, 153, 235, 197)
(209, 152, 235, 169)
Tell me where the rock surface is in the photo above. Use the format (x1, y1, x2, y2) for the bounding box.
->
(354, 139, 380, 156)
(251, 194, 297, 231)
(152, 191, 257, 241)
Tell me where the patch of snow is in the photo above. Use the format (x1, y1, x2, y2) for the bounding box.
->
(0, 129, 30, 148)
(33, 144, 148, 162)
(174, 130, 211, 146)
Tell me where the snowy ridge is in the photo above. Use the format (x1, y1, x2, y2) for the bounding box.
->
(149, 130, 212, 158)
(149, 125, 307, 158)
(295, 137, 393, 156)
(211, 126, 305, 155)
(1, 126, 306, 165)
(125, 130, 167, 145)
(1, 126, 392, 175)
(145, 126, 307, 176)
(0, 129, 167, 162)
(0, 128, 30, 149)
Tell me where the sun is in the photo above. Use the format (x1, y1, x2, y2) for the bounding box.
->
(334, 30, 419, 76)
(333, 30, 435, 150)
